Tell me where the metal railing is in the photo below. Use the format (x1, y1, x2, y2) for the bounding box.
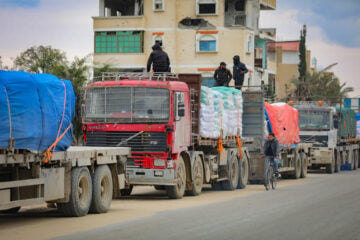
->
(92, 72, 179, 83)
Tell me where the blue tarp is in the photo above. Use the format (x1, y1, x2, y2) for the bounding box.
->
(356, 113, 360, 121)
(0, 71, 75, 151)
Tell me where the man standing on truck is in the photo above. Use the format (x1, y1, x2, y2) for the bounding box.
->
(263, 133, 280, 176)
(233, 55, 248, 90)
(214, 62, 232, 87)
(147, 43, 171, 72)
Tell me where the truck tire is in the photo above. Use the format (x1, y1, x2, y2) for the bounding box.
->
(211, 182, 223, 190)
(222, 153, 239, 190)
(186, 156, 204, 196)
(237, 155, 249, 189)
(154, 185, 165, 191)
(326, 157, 335, 174)
(0, 207, 21, 214)
(335, 151, 341, 173)
(120, 185, 133, 196)
(300, 153, 308, 178)
(89, 165, 113, 214)
(57, 167, 92, 217)
(293, 153, 301, 179)
(166, 155, 186, 199)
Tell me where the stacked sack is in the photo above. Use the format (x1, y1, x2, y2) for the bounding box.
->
(200, 86, 221, 138)
(199, 86, 243, 138)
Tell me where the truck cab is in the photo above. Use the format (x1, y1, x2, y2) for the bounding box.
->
(83, 73, 191, 193)
(296, 104, 338, 172)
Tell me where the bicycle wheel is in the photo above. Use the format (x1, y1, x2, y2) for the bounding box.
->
(271, 167, 277, 190)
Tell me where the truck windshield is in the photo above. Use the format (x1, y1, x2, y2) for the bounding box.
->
(299, 110, 330, 131)
(85, 87, 170, 123)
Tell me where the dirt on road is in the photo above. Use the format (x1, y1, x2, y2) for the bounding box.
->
(0, 177, 309, 240)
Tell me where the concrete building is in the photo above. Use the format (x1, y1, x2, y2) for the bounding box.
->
(267, 40, 311, 100)
(93, 0, 276, 86)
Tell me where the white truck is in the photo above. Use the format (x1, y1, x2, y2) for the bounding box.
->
(0, 146, 130, 217)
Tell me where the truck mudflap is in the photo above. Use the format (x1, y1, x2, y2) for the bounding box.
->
(126, 167, 176, 186)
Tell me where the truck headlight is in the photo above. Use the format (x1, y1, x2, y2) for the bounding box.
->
(154, 159, 166, 167)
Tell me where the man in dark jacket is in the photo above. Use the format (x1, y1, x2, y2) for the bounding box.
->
(263, 133, 280, 176)
(214, 62, 232, 87)
(233, 55, 248, 90)
(147, 43, 170, 72)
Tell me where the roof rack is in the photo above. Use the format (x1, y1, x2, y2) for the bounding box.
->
(92, 72, 179, 83)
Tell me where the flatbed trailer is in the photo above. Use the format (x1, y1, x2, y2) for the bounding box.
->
(241, 91, 312, 182)
(0, 146, 130, 217)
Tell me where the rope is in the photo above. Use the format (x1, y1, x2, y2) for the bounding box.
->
(4, 87, 12, 146)
(43, 81, 68, 163)
(236, 136, 243, 159)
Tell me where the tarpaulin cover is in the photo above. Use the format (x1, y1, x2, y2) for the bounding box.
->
(0, 71, 75, 151)
(264, 102, 300, 145)
(336, 107, 356, 139)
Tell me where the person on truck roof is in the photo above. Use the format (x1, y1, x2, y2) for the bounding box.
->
(233, 55, 248, 90)
(263, 133, 280, 177)
(214, 62, 232, 87)
(147, 43, 171, 73)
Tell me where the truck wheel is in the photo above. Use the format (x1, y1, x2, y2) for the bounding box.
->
(120, 185, 133, 196)
(222, 153, 239, 190)
(293, 153, 301, 179)
(57, 167, 92, 217)
(186, 156, 204, 196)
(237, 155, 249, 189)
(300, 154, 308, 178)
(154, 185, 165, 191)
(90, 165, 113, 214)
(211, 182, 223, 190)
(166, 155, 186, 199)
(326, 157, 335, 174)
(0, 207, 21, 214)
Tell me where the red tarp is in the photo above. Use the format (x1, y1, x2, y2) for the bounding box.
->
(265, 102, 300, 145)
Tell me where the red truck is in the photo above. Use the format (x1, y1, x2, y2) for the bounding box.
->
(83, 73, 250, 199)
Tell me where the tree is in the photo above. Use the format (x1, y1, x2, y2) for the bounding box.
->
(291, 72, 353, 104)
(15, 45, 89, 144)
(294, 25, 308, 99)
(14, 45, 67, 73)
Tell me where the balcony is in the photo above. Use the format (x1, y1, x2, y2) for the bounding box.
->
(93, 16, 145, 30)
(260, 0, 276, 10)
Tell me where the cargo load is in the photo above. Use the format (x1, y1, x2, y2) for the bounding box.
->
(200, 86, 243, 138)
(264, 102, 300, 146)
(0, 71, 75, 151)
(336, 107, 356, 139)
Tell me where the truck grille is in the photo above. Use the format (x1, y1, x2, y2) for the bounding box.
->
(86, 131, 168, 152)
(300, 135, 328, 147)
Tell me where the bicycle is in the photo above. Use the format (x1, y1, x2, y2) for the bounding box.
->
(264, 158, 278, 191)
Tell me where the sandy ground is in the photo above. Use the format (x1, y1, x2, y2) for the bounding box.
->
(0, 177, 308, 240)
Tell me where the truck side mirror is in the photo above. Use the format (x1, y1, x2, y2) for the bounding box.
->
(81, 103, 86, 118)
(178, 102, 185, 117)
(174, 92, 185, 121)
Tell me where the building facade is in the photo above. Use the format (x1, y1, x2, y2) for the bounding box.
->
(93, 0, 276, 86)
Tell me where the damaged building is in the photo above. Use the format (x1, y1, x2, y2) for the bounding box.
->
(93, 0, 277, 90)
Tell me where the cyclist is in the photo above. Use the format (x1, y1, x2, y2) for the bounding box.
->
(263, 133, 280, 178)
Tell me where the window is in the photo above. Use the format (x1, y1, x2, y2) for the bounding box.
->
(235, 0, 245, 11)
(95, 31, 144, 53)
(153, 0, 165, 11)
(196, 34, 218, 52)
(246, 34, 253, 53)
(197, 0, 218, 15)
(202, 77, 216, 87)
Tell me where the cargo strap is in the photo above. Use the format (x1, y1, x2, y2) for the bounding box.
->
(43, 81, 69, 163)
(236, 136, 243, 159)
(217, 138, 224, 156)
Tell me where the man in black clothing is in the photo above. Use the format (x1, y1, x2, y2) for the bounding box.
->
(263, 133, 280, 176)
(233, 55, 248, 90)
(213, 62, 232, 87)
(147, 43, 170, 72)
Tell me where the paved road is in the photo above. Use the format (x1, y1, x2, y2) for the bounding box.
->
(55, 171, 360, 240)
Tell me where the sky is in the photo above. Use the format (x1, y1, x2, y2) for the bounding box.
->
(0, 0, 359, 97)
